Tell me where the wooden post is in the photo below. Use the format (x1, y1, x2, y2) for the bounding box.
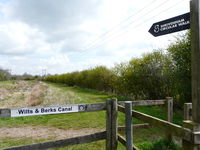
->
(182, 0, 200, 149)
(166, 97, 173, 123)
(182, 120, 200, 150)
(184, 103, 192, 120)
(106, 98, 118, 150)
(182, 103, 193, 150)
(125, 101, 133, 150)
(191, 0, 200, 148)
(111, 98, 118, 150)
(165, 97, 173, 140)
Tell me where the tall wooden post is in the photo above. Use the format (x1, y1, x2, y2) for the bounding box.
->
(191, 0, 200, 125)
(106, 98, 118, 150)
(182, 0, 200, 149)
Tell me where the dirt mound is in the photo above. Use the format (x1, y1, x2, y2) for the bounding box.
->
(26, 82, 47, 106)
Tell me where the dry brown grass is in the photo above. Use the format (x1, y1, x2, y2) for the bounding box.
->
(0, 81, 80, 108)
(42, 85, 80, 106)
(0, 88, 10, 100)
(0, 81, 46, 108)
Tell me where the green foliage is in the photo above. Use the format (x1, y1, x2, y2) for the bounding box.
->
(0, 68, 10, 81)
(45, 66, 116, 93)
(113, 50, 173, 99)
(0, 73, 6, 81)
(138, 139, 181, 150)
(167, 32, 191, 105)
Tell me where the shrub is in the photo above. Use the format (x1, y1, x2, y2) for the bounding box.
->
(138, 139, 181, 150)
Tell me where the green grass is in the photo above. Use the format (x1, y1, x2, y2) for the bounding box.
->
(0, 137, 54, 149)
(47, 82, 127, 103)
(0, 81, 184, 149)
(0, 80, 18, 84)
(0, 138, 127, 150)
(0, 111, 106, 129)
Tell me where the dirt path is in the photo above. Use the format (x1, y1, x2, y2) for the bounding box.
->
(0, 126, 101, 140)
(26, 82, 47, 106)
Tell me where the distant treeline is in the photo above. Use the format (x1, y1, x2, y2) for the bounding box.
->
(45, 32, 191, 107)
(0, 68, 11, 81)
(0, 68, 41, 81)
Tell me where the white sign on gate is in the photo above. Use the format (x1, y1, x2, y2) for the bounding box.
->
(11, 105, 80, 117)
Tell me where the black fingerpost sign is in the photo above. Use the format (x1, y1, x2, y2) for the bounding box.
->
(149, 12, 190, 37)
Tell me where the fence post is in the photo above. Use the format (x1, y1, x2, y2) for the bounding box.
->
(182, 102, 192, 150)
(106, 99, 111, 150)
(165, 97, 173, 140)
(182, 103, 192, 150)
(125, 101, 133, 150)
(189, 0, 200, 149)
(106, 98, 118, 150)
(183, 103, 192, 120)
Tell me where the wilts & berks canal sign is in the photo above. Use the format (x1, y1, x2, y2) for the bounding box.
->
(149, 12, 190, 37)
(10, 104, 86, 117)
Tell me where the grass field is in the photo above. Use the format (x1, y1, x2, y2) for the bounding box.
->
(0, 81, 183, 149)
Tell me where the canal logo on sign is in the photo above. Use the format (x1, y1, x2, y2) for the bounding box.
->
(78, 105, 86, 111)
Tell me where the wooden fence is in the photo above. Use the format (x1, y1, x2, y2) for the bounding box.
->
(0, 98, 197, 150)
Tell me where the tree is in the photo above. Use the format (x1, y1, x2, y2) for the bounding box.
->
(0, 68, 10, 81)
(167, 32, 191, 105)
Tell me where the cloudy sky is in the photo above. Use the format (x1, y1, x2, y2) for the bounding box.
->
(0, 0, 190, 75)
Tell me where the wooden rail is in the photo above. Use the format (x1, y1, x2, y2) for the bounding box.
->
(118, 134, 139, 150)
(118, 99, 165, 107)
(3, 131, 106, 150)
(118, 105, 192, 141)
(0, 109, 10, 118)
(0, 100, 165, 118)
(118, 123, 150, 131)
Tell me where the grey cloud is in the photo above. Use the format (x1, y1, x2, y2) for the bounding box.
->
(4, 0, 101, 49)
(6, 0, 100, 31)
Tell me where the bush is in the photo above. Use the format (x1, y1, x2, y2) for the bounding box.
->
(138, 139, 181, 150)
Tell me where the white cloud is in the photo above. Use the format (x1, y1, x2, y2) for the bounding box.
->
(0, 21, 54, 56)
(0, 0, 190, 75)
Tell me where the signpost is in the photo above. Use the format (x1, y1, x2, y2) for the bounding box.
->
(149, 12, 190, 37)
(149, 0, 200, 149)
